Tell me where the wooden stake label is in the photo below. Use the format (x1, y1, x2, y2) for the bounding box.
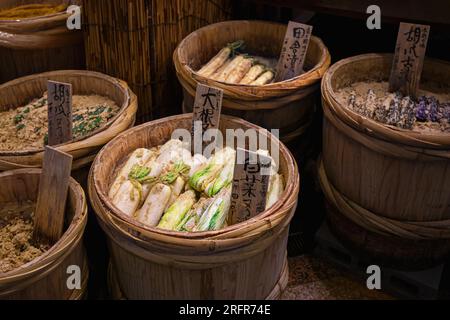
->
(275, 21, 313, 82)
(47, 81, 73, 146)
(389, 22, 430, 97)
(33, 146, 73, 244)
(191, 83, 223, 154)
(229, 148, 272, 224)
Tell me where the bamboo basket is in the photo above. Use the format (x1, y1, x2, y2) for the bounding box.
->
(0, 169, 88, 299)
(88, 114, 300, 299)
(0, 70, 138, 172)
(0, 0, 85, 84)
(83, 0, 232, 123)
(320, 53, 450, 268)
(174, 20, 330, 141)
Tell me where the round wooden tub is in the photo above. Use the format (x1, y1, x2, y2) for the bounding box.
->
(0, 70, 137, 173)
(89, 114, 300, 299)
(320, 53, 450, 269)
(174, 20, 330, 144)
(0, 168, 88, 299)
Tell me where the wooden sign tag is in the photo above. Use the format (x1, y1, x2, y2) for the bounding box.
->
(33, 146, 73, 244)
(191, 83, 223, 155)
(275, 21, 313, 82)
(229, 148, 272, 225)
(47, 80, 73, 146)
(388, 22, 430, 98)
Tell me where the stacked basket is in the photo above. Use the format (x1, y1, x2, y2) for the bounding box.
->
(320, 53, 450, 269)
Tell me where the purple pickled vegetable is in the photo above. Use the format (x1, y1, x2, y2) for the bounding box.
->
(427, 96, 441, 122)
(416, 96, 428, 121)
(441, 103, 450, 122)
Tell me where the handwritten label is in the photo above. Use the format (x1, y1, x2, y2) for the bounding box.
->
(275, 21, 313, 82)
(229, 148, 271, 224)
(33, 146, 73, 244)
(47, 81, 73, 146)
(389, 22, 430, 97)
(192, 83, 223, 154)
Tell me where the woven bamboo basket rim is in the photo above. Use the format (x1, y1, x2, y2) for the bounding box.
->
(318, 159, 450, 240)
(0, 168, 87, 287)
(0, 70, 134, 157)
(174, 20, 331, 104)
(0, 1, 78, 27)
(89, 113, 300, 242)
(106, 256, 289, 300)
(322, 53, 450, 150)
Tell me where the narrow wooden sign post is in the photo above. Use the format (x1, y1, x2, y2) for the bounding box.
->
(229, 148, 272, 224)
(191, 83, 223, 155)
(275, 21, 313, 82)
(47, 80, 73, 146)
(33, 146, 73, 244)
(388, 22, 430, 98)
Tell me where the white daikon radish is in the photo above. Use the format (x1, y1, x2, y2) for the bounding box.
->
(136, 183, 172, 227)
(240, 64, 265, 84)
(108, 148, 154, 199)
(112, 180, 141, 216)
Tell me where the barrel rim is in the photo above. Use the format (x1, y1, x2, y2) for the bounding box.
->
(322, 53, 450, 149)
(174, 19, 331, 101)
(0, 69, 132, 156)
(90, 113, 300, 241)
(0, 0, 80, 24)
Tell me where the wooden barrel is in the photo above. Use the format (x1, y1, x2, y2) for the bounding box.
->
(320, 53, 450, 269)
(0, 169, 88, 299)
(88, 114, 300, 299)
(174, 20, 330, 142)
(0, 70, 137, 173)
(0, 0, 85, 84)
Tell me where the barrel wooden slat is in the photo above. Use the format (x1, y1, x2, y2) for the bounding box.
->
(0, 169, 88, 299)
(88, 114, 300, 299)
